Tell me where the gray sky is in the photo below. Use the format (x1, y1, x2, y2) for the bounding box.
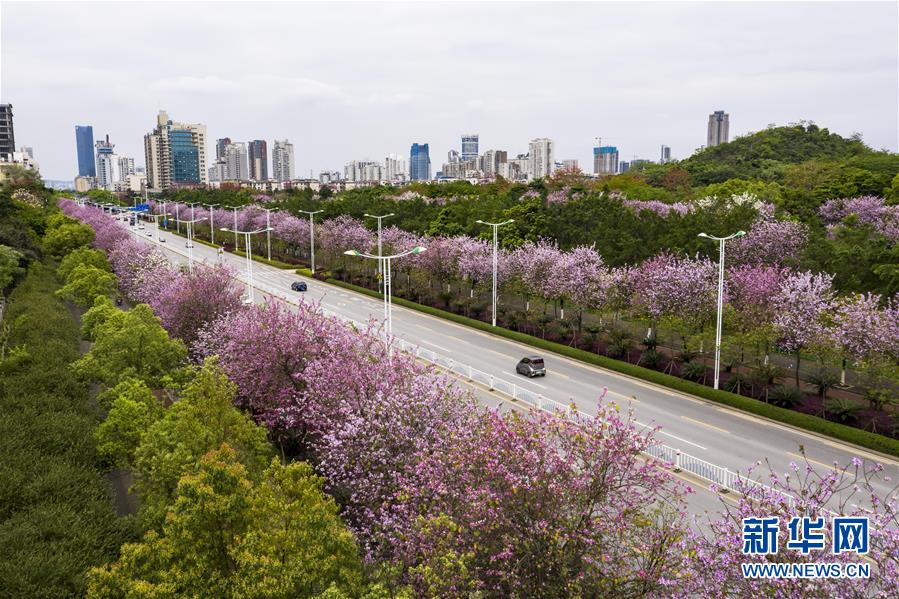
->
(2, 1, 897, 180)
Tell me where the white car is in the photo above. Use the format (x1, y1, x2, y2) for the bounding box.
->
(146, 230, 153, 237)
(159, 237, 166, 243)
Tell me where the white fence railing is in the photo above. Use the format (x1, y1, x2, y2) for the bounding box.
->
(134, 226, 797, 509)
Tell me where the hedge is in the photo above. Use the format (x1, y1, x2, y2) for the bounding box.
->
(321, 278, 899, 458)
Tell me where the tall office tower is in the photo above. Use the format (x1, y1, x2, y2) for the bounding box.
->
(461, 134, 479, 162)
(144, 110, 208, 190)
(95, 134, 120, 190)
(223, 142, 248, 180)
(384, 153, 407, 182)
(215, 137, 231, 161)
(528, 138, 555, 179)
(593, 145, 619, 175)
(410, 143, 431, 181)
(0, 104, 14, 160)
(707, 111, 729, 147)
(248, 139, 268, 180)
(118, 156, 135, 179)
(75, 125, 96, 176)
(660, 145, 671, 164)
(271, 139, 295, 182)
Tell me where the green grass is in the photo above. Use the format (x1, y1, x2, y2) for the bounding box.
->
(322, 277, 899, 458)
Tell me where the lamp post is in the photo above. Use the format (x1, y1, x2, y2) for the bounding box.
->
(147, 212, 169, 243)
(204, 204, 220, 244)
(297, 209, 323, 273)
(262, 207, 279, 261)
(173, 217, 208, 273)
(221, 226, 273, 304)
(364, 212, 394, 294)
(344, 246, 426, 338)
(160, 201, 168, 229)
(232, 207, 240, 251)
(175, 204, 181, 234)
(697, 230, 745, 390)
(476, 219, 514, 327)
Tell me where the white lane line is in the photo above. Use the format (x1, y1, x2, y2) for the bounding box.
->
(681, 416, 731, 435)
(420, 340, 453, 353)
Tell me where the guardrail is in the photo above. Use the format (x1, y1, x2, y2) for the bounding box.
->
(128, 224, 797, 508)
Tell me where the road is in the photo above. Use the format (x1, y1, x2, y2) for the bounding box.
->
(121, 218, 899, 516)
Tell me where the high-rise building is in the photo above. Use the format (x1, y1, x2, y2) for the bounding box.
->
(75, 125, 96, 177)
(0, 104, 14, 161)
(560, 159, 579, 172)
(461, 134, 479, 162)
(660, 145, 672, 164)
(593, 146, 619, 175)
(215, 137, 231, 161)
(384, 153, 407, 182)
(95, 135, 120, 190)
(248, 139, 268, 180)
(223, 142, 248, 181)
(144, 110, 208, 190)
(410, 143, 431, 181)
(271, 139, 295, 182)
(118, 156, 135, 179)
(707, 111, 729, 147)
(618, 161, 631, 173)
(528, 138, 554, 179)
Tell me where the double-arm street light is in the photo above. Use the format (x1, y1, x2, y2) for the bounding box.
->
(262, 207, 279, 261)
(364, 213, 394, 294)
(221, 226, 273, 304)
(173, 217, 208, 273)
(697, 230, 746, 390)
(297, 209, 323, 274)
(476, 219, 515, 327)
(203, 204, 220, 244)
(344, 245, 426, 338)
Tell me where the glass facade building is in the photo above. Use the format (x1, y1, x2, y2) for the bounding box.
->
(170, 129, 200, 184)
(248, 139, 268, 180)
(75, 125, 96, 177)
(410, 143, 431, 181)
(461, 134, 479, 162)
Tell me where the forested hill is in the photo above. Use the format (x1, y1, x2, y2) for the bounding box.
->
(639, 123, 897, 187)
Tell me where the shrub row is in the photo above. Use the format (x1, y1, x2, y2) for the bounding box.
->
(322, 277, 899, 458)
(0, 262, 134, 598)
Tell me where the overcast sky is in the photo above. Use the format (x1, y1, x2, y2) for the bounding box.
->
(2, 1, 897, 180)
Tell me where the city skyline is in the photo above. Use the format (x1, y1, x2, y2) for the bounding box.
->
(2, 1, 897, 180)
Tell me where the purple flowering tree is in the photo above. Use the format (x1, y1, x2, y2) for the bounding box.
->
(773, 271, 835, 385)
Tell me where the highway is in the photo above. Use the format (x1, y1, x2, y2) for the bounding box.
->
(120, 217, 898, 516)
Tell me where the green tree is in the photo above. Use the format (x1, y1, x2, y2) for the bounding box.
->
(56, 263, 117, 306)
(57, 246, 111, 281)
(0, 244, 24, 296)
(72, 303, 187, 388)
(88, 445, 365, 598)
(94, 378, 164, 468)
(80, 295, 119, 341)
(130, 360, 272, 525)
(43, 222, 96, 257)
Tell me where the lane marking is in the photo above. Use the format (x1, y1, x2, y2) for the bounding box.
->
(420, 340, 453, 353)
(681, 416, 730, 435)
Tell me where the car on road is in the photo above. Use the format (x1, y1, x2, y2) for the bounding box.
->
(159, 237, 166, 243)
(145, 230, 153, 237)
(291, 281, 308, 292)
(516, 356, 546, 377)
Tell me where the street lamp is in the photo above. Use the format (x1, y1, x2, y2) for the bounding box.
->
(221, 226, 273, 303)
(232, 207, 240, 251)
(262, 207, 279, 261)
(204, 204, 220, 244)
(297, 209, 323, 274)
(476, 219, 514, 327)
(147, 212, 170, 243)
(697, 230, 746, 390)
(364, 213, 394, 294)
(344, 246, 426, 338)
(173, 217, 208, 273)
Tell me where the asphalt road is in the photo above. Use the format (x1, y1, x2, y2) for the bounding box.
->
(121, 218, 898, 516)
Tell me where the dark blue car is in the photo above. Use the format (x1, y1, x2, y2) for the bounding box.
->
(291, 281, 308, 292)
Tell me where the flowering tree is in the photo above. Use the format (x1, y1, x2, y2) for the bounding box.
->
(773, 271, 835, 385)
(557, 245, 611, 335)
(388, 398, 692, 597)
(509, 240, 565, 314)
(820, 196, 899, 243)
(726, 265, 788, 363)
(729, 219, 809, 267)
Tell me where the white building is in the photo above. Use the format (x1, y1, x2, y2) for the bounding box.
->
(344, 160, 383, 183)
(95, 137, 120, 190)
(384, 153, 407, 183)
(528, 138, 554, 180)
(117, 156, 135, 179)
(272, 139, 295, 182)
(223, 142, 249, 181)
